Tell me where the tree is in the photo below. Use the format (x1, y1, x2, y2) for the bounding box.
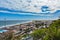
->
(31, 19, 60, 40)
(31, 29, 46, 40)
(44, 19, 60, 40)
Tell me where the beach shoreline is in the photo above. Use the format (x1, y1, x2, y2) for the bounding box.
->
(0, 21, 32, 29)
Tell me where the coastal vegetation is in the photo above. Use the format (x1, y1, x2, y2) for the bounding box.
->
(31, 19, 60, 40)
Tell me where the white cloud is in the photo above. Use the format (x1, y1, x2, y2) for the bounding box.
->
(0, 0, 60, 13)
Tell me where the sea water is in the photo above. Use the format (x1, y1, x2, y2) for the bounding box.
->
(0, 20, 31, 28)
(0, 30, 8, 33)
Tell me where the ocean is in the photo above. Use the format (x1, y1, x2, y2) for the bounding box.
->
(0, 20, 31, 28)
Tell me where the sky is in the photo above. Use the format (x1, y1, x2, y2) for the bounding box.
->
(0, 0, 60, 20)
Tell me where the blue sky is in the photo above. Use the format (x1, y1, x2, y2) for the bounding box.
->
(0, 10, 60, 20)
(0, 0, 60, 20)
